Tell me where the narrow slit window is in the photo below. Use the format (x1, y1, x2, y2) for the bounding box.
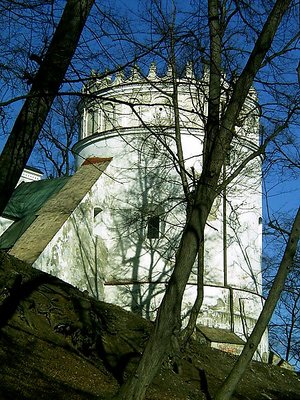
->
(87, 109, 97, 135)
(225, 145, 233, 166)
(93, 207, 103, 236)
(147, 215, 160, 239)
(104, 103, 115, 131)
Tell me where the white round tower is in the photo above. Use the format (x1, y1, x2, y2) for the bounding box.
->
(73, 63, 267, 359)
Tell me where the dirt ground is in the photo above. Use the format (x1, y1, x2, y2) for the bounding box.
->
(1, 252, 300, 400)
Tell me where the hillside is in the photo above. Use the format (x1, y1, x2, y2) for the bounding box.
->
(0, 251, 299, 400)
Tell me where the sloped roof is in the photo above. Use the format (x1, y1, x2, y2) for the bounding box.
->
(196, 325, 245, 345)
(0, 177, 70, 249)
(0, 158, 111, 262)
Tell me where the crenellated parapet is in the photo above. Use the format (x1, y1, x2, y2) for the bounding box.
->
(79, 62, 207, 140)
(82, 61, 258, 110)
(82, 61, 199, 94)
(79, 61, 259, 149)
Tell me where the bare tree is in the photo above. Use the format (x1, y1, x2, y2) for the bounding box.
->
(265, 217, 300, 369)
(36, 96, 79, 177)
(215, 208, 299, 399)
(0, 0, 95, 214)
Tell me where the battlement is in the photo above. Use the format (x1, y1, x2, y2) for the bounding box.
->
(82, 62, 199, 93)
(78, 62, 259, 145)
(82, 61, 257, 107)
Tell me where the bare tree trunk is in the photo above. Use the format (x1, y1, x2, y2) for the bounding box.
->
(113, 0, 291, 399)
(215, 208, 300, 400)
(180, 241, 204, 345)
(0, 0, 95, 214)
(114, 195, 211, 400)
(203, 0, 222, 167)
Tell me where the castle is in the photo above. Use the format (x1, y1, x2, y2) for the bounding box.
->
(0, 62, 268, 358)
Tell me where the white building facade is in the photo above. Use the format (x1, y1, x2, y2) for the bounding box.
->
(73, 63, 267, 358)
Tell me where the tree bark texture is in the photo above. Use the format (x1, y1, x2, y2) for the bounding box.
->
(0, 0, 95, 214)
(114, 0, 292, 398)
(214, 208, 300, 400)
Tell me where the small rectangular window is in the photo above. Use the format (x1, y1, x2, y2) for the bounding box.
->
(225, 145, 233, 166)
(94, 207, 102, 218)
(226, 152, 230, 166)
(93, 207, 103, 236)
(147, 215, 160, 239)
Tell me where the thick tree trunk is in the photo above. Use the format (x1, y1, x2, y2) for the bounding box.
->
(0, 0, 95, 214)
(203, 0, 222, 167)
(113, 0, 292, 399)
(114, 185, 214, 400)
(214, 208, 300, 400)
(180, 241, 204, 345)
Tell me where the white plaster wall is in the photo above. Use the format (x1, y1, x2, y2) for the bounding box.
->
(17, 169, 43, 185)
(33, 178, 108, 300)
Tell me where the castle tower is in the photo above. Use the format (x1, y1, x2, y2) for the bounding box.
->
(73, 63, 268, 358)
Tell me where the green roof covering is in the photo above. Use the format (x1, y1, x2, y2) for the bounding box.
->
(0, 177, 71, 249)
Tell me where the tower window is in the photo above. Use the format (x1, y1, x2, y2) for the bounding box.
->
(225, 145, 233, 166)
(94, 207, 102, 218)
(147, 215, 160, 239)
(104, 103, 115, 131)
(93, 207, 103, 235)
(87, 109, 98, 135)
(226, 152, 230, 165)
